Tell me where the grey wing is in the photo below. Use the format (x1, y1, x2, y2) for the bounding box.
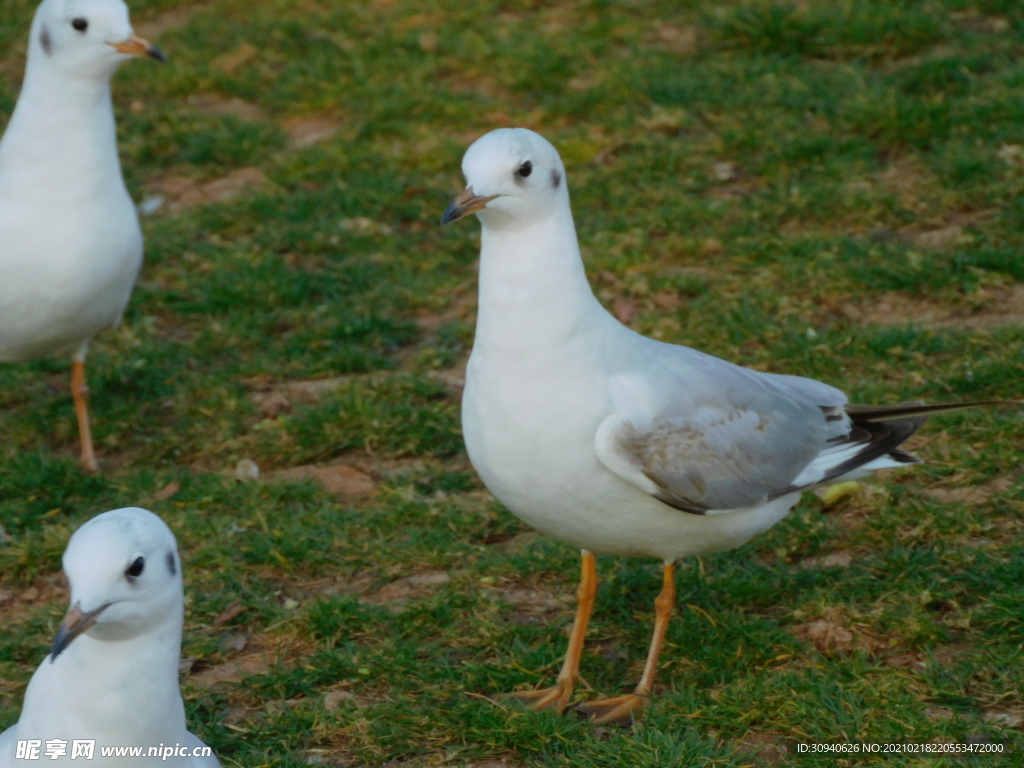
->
(596, 348, 838, 512)
(596, 403, 829, 513)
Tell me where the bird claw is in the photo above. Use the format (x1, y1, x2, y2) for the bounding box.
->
(574, 693, 647, 726)
(505, 683, 573, 714)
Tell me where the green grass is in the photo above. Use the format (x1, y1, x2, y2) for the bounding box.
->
(3, 0, 1024, 765)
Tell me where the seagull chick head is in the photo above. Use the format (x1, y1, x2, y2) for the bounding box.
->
(51, 507, 182, 660)
(442, 128, 568, 229)
(30, 0, 165, 79)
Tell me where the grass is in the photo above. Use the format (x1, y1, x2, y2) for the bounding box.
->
(2, 0, 1024, 765)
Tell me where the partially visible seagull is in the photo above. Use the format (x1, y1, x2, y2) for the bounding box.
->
(442, 127, 1012, 725)
(0, 507, 219, 767)
(0, 0, 165, 471)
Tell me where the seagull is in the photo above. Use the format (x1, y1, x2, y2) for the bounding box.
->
(442, 127, 1010, 726)
(0, 0, 165, 472)
(0, 507, 219, 767)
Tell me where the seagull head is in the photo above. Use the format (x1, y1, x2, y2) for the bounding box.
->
(30, 0, 165, 79)
(50, 507, 182, 662)
(442, 128, 569, 230)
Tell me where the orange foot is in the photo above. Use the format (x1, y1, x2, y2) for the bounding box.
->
(574, 693, 647, 726)
(505, 682, 574, 714)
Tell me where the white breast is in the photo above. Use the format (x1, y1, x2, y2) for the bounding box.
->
(0, 49, 143, 364)
(0, 189, 141, 362)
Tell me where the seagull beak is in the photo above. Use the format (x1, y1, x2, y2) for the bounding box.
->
(441, 187, 498, 226)
(50, 602, 110, 662)
(107, 35, 166, 62)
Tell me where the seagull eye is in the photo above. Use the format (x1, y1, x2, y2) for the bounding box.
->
(516, 161, 533, 178)
(71, 18, 88, 32)
(125, 557, 145, 579)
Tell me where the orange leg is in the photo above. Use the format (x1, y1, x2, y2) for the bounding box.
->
(576, 561, 676, 726)
(507, 550, 597, 714)
(71, 360, 98, 473)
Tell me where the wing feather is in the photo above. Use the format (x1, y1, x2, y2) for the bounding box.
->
(596, 333, 1014, 514)
(597, 348, 1010, 511)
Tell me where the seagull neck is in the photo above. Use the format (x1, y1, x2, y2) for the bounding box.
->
(62, 597, 186, 725)
(0, 61, 123, 198)
(476, 209, 601, 345)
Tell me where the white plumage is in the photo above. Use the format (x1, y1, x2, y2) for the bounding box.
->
(0, 508, 218, 767)
(443, 127, 991, 725)
(0, 0, 163, 471)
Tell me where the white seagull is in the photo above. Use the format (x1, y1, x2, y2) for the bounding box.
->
(0, 0, 164, 472)
(442, 127, 1008, 725)
(0, 507, 219, 767)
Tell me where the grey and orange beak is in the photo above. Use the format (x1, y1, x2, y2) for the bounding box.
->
(107, 35, 166, 62)
(441, 187, 498, 225)
(50, 602, 110, 662)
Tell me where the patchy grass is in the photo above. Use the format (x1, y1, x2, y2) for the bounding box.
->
(3, 0, 1024, 765)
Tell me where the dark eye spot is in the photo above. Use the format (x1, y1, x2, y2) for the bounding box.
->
(551, 169, 561, 189)
(39, 25, 53, 55)
(516, 161, 533, 178)
(166, 551, 176, 576)
(71, 18, 88, 32)
(125, 556, 145, 579)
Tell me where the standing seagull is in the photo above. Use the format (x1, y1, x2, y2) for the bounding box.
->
(442, 128, 1009, 725)
(0, 507, 219, 767)
(0, 0, 164, 472)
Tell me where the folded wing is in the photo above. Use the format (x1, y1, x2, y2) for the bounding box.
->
(595, 341, 1005, 513)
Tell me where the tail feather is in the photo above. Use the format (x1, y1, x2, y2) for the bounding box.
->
(845, 400, 1017, 422)
(770, 399, 1018, 500)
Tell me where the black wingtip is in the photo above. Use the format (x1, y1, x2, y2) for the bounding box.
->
(845, 400, 1020, 422)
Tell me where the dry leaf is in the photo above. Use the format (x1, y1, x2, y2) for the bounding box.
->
(915, 225, 972, 250)
(134, 6, 193, 38)
(499, 588, 566, 613)
(323, 690, 354, 712)
(815, 481, 859, 507)
(418, 31, 438, 52)
(219, 632, 248, 652)
(212, 603, 246, 626)
(149, 167, 272, 213)
(187, 94, 266, 121)
(361, 571, 450, 605)
(735, 733, 787, 765)
(212, 43, 257, 74)
(983, 710, 1024, 728)
(712, 161, 737, 181)
(792, 620, 854, 655)
(997, 144, 1023, 164)
(856, 288, 1024, 330)
(700, 237, 724, 255)
(202, 168, 271, 203)
(614, 295, 636, 324)
(190, 652, 272, 687)
(153, 481, 180, 501)
(269, 464, 376, 497)
(925, 476, 1014, 505)
(926, 706, 955, 722)
(234, 459, 260, 482)
(654, 23, 697, 54)
(800, 551, 853, 569)
(253, 390, 291, 417)
(283, 116, 341, 149)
